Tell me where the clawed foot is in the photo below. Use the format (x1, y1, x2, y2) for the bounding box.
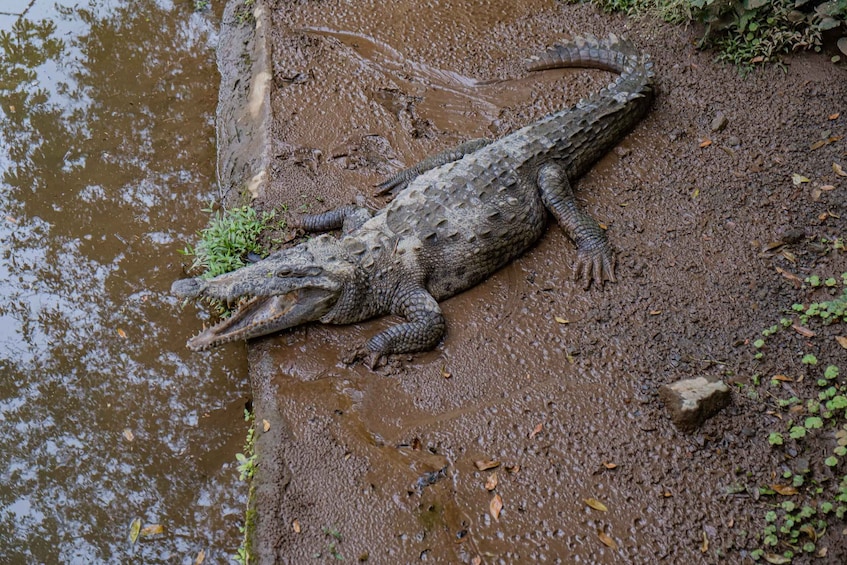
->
(341, 345, 386, 370)
(574, 243, 616, 290)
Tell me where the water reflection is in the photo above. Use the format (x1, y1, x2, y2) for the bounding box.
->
(0, 1, 248, 561)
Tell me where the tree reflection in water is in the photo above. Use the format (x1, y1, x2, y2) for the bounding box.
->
(0, 1, 248, 561)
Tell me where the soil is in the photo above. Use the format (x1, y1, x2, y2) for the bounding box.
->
(223, 0, 847, 562)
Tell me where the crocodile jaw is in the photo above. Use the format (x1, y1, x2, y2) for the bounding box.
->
(186, 287, 337, 351)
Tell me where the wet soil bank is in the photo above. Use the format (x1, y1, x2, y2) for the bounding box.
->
(216, 0, 847, 561)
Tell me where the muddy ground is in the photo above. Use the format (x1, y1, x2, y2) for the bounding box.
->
(219, 0, 847, 562)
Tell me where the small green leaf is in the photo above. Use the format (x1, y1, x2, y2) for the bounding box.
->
(825, 456, 838, 467)
(805, 417, 823, 429)
(769, 432, 784, 446)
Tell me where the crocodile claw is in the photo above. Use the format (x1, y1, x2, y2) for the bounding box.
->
(574, 244, 616, 290)
(341, 345, 385, 370)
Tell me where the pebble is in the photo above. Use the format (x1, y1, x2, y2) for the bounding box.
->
(710, 112, 728, 132)
(659, 377, 731, 432)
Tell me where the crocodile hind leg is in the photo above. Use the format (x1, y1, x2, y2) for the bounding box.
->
(344, 286, 446, 368)
(294, 204, 373, 235)
(537, 162, 616, 289)
(375, 138, 491, 195)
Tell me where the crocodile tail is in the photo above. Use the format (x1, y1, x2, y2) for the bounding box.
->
(527, 34, 654, 96)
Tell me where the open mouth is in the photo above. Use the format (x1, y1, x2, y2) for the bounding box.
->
(186, 291, 299, 351)
(185, 287, 336, 351)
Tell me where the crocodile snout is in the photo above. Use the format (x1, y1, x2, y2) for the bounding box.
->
(171, 277, 207, 299)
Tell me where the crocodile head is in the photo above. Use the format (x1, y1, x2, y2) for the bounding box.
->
(172, 235, 356, 351)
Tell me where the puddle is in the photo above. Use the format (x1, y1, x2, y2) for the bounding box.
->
(0, 1, 248, 561)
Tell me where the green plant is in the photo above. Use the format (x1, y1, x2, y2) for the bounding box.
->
(748, 266, 847, 557)
(569, 0, 847, 67)
(236, 0, 256, 25)
(181, 203, 282, 279)
(235, 409, 259, 565)
(323, 527, 344, 560)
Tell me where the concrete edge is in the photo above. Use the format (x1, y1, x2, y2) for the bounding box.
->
(216, 0, 272, 204)
(214, 1, 288, 562)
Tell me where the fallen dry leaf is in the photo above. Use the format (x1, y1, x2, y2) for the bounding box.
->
(117, 328, 127, 339)
(771, 484, 798, 496)
(129, 517, 142, 544)
(830, 113, 840, 120)
(292, 519, 301, 533)
(649, 310, 662, 315)
(799, 523, 817, 542)
(763, 553, 791, 564)
(811, 139, 828, 151)
(471, 557, 482, 565)
(140, 524, 164, 537)
(821, 184, 835, 191)
(554, 316, 569, 324)
(262, 419, 270, 432)
(475, 459, 500, 471)
(485, 472, 498, 491)
(750, 55, 765, 63)
(699, 139, 712, 148)
(195, 549, 205, 565)
(122, 428, 135, 442)
(602, 462, 618, 470)
(792, 325, 816, 338)
(701, 530, 709, 553)
(490, 494, 503, 521)
(775, 267, 802, 287)
(441, 365, 452, 379)
(792, 173, 811, 185)
(772, 374, 793, 382)
(597, 530, 617, 550)
(836, 336, 847, 349)
(834, 162, 847, 177)
(528, 423, 543, 439)
(585, 498, 608, 512)
(506, 464, 521, 474)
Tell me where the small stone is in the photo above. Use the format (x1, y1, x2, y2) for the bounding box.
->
(659, 377, 731, 433)
(726, 136, 741, 147)
(710, 112, 728, 133)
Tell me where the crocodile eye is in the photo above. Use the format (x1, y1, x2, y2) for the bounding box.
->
(276, 268, 292, 278)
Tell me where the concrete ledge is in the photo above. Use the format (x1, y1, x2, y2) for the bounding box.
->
(216, 0, 272, 204)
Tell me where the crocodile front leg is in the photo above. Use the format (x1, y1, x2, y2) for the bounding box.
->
(294, 205, 373, 234)
(537, 162, 616, 289)
(345, 286, 445, 368)
(375, 138, 491, 195)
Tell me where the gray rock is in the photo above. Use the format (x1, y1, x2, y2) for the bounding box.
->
(710, 112, 728, 132)
(659, 377, 731, 432)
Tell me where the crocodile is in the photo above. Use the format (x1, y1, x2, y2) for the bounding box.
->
(172, 35, 654, 365)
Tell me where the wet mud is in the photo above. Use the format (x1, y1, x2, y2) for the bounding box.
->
(224, 0, 847, 562)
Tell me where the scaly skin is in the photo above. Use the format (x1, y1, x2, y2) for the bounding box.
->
(172, 35, 655, 365)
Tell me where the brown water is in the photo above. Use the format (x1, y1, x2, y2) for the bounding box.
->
(0, 1, 249, 561)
